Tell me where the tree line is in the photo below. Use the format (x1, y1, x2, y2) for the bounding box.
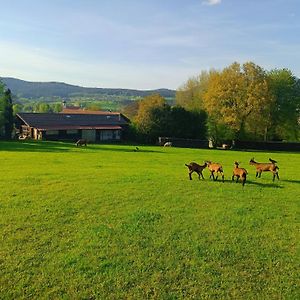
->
(123, 62, 299, 143)
(122, 94, 207, 143)
(176, 62, 300, 142)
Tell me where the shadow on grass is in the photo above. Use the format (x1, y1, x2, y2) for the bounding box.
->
(199, 178, 283, 188)
(0, 140, 75, 152)
(280, 179, 300, 184)
(245, 180, 283, 188)
(0, 141, 164, 154)
(205, 178, 283, 188)
(88, 146, 164, 154)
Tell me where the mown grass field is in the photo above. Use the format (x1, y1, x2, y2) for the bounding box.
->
(0, 141, 299, 299)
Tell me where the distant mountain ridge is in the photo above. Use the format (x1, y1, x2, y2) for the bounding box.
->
(1, 77, 176, 99)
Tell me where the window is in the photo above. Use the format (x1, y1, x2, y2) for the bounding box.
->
(101, 130, 113, 140)
(46, 130, 59, 135)
(114, 130, 120, 139)
(67, 130, 78, 134)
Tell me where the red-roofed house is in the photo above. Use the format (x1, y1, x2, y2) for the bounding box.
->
(16, 111, 130, 142)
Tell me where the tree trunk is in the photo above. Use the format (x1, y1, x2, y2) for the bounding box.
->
(264, 126, 268, 141)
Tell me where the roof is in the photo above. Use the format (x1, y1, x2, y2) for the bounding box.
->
(62, 107, 122, 115)
(17, 112, 129, 130)
(38, 125, 122, 131)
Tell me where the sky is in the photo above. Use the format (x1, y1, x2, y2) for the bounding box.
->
(1, 0, 300, 90)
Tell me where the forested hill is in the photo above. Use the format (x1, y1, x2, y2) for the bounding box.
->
(1, 77, 176, 99)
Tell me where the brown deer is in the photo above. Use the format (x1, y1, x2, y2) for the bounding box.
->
(76, 139, 87, 147)
(232, 161, 248, 186)
(249, 158, 279, 181)
(206, 161, 225, 182)
(185, 162, 207, 180)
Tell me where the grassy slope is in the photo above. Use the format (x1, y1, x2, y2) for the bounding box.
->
(0, 141, 299, 299)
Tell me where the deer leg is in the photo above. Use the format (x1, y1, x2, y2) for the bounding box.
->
(232, 175, 235, 181)
(242, 176, 246, 186)
(215, 170, 220, 181)
(236, 175, 240, 183)
(201, 172, 205, 180)
(277, 173, 280, 180)
(189, 171, 193, 180)
(221, 173, 224, 183)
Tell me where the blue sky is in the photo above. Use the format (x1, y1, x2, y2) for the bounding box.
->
(1, 0, 299, 89)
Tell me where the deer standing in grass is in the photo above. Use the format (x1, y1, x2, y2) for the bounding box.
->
(206, 161, 225, 182)
(232, 161, 248, 186)
(249, 158, 279, 181)
(185, 162, 207, 180)
(76, 139, 87, 146)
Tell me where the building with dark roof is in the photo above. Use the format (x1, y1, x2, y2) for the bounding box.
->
(16, 112, 130, 142)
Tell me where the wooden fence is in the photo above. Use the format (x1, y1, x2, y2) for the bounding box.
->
(158, 137, 300, 152)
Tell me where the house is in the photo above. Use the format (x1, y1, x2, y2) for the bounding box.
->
(16, 111, 130, 142)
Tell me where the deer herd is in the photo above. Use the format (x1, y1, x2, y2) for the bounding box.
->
(185, 158, 279, 186)
(75, 139, 279, 186)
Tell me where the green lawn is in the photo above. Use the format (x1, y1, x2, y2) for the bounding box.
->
(0, 141, 299, 299)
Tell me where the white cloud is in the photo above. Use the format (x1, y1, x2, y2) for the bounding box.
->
(202, 0, 222, 6)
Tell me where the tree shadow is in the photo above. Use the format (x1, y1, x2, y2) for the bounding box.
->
(0, 140, 74, 152)
(88, 146, 164, 154)
(0, 141, 165, 154)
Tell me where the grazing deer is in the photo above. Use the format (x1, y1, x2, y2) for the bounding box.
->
(76, 139, 87, 147)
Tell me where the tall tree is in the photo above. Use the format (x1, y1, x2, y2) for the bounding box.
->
(169, 106, 207, 139)
(268, 68, 300, 141)
(122, 101, 139, 120)
(0, 82, 5, 134)
(0, 85, 14, 139)
(203, 62, 274, 140)
(134, 97, 208, 142)
(134, 94, 167, 138)
(176, 70, 215, 111)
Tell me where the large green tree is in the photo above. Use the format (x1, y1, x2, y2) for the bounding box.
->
(268, 68, 300, 141)
(203, 62, 274, 141)
(134, 94, 207, 143)
(0, 83, 14, 139)
(135, 94, 166, 130)
(122, 101, 139, 120)
(176, 70, 215, 111)
(169, 106, 207, 139)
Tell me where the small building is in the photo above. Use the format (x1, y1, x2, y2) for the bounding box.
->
(16, 111, 130, 142)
